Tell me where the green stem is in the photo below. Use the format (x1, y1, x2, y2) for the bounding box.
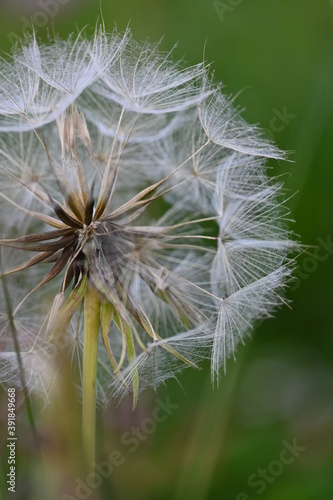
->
(82, 282, 101, 469)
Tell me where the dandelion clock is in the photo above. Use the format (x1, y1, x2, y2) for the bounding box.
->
(0, 27, 296, 466)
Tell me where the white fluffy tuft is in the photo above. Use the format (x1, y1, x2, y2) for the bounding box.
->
(0, 27, 297, 404)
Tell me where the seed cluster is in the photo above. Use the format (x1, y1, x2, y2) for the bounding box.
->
(0, 27, 296, 404)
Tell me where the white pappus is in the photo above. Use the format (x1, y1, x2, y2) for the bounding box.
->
(0, 26, 297, 405)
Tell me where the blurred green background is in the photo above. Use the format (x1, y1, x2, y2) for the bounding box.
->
(0, 0, 332, 499)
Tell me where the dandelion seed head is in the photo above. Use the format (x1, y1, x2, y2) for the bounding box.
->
(0, 27, 298, 404)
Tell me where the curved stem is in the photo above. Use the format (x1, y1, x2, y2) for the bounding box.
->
(82, 282, 101, 470)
